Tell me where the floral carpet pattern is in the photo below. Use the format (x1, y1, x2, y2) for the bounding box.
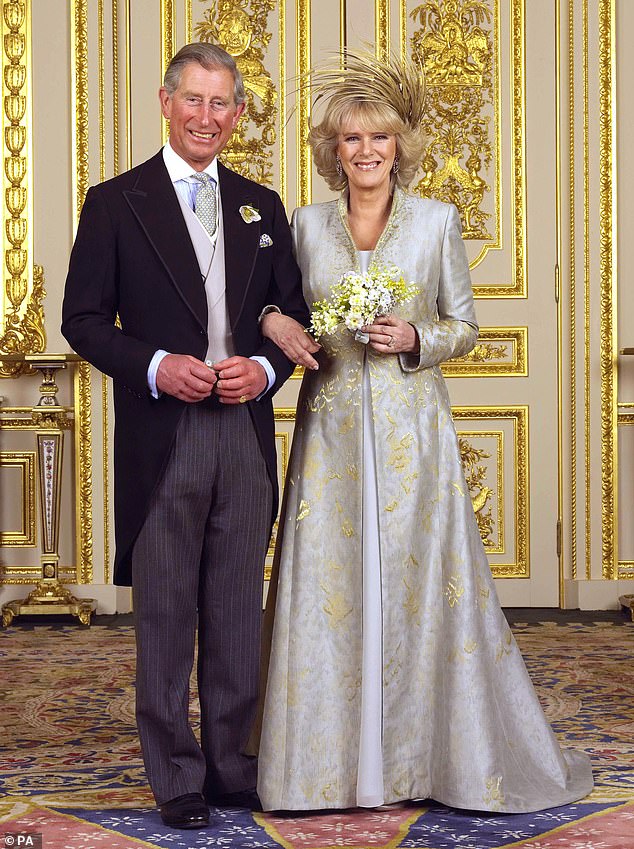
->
(0, 620, 633, 848)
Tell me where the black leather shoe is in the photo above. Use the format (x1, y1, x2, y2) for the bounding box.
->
(159, 793, 210, 829)
(210, 788, 262, 811)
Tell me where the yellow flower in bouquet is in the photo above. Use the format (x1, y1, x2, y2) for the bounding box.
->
(309, 264, 418, 339)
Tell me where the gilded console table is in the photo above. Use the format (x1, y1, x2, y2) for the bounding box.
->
(0, 353, 95, 626)
(619, 347, 634, 622)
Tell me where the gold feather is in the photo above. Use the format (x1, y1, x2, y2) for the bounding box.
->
(308, 47, 427, 129)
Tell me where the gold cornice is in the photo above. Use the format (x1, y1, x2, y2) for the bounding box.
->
(274, 407, 298, 420)
(297, 0, 311, 206)
(376, 0, 389, 62)
(599, 0, 617, 579)
(0, 0, 46, 374)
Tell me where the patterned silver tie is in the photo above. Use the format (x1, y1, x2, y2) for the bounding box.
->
(191, 172, 217, 238)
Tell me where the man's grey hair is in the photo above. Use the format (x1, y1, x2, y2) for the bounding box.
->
(163, 42, 246, 105)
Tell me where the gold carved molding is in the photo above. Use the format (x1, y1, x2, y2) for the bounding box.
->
(297, 0, 311, 206)
(453, 406, 528, 578)
(0, 1, 46, 376)
(598, 0, 617, 579)
(0, 450, 36, 546)
(442, 326, 527, 377)
(376, 0, 390, 62)
(161, 0, 175, 144)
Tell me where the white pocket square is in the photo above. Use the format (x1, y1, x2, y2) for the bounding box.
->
(259, 233, 273, 248)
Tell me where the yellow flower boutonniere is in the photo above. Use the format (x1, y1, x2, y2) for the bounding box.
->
(239, 205, 261, 223)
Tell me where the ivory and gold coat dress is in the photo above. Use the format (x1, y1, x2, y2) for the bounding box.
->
(257, 189, 593, 813)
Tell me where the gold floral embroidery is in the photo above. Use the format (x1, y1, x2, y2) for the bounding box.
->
(320, 586, 353, 629)
(296, 499, 310, 527)
(444, 575, 465, 607)
(339, 411, 354, 433)
(383, 644, 403, 684)
(403, 578, 421, 626)
(385, 499, 399, 512)
(495, 630, 514, 662)
(464, 639, 478, 654)
(483, 776, 505, 810)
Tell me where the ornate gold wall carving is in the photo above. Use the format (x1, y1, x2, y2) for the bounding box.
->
(0, 450, 35, 546)
(404, 0, 525, 295)
(410, 0, 495, 241)
(458, 431, 503, 551)
(0, 1, 45, 376)
(442, 326, 527, 377)
(453, 406, 528, 578)
(196, 0, 279, 184)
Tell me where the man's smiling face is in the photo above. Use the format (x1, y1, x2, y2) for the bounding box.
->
(159, 62, 245, 171)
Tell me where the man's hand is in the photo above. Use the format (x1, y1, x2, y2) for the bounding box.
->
(214, 356, 267, 404)
(156, 354, 217, 402)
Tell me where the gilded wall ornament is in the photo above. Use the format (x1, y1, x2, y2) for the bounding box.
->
(410, 0, 494, 239)
(459, 436, 494, 546)
(196, 0, 278, 184)
(1, 1, 46, 376)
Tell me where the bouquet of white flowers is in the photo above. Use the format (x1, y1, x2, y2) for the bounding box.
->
(309, 263, 418, 342)
(309, 263, 419, 342)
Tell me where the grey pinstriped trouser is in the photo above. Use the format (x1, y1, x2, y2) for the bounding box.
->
(131, 402, 272, 804)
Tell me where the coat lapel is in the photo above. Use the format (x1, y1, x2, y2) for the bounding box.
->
(123, 151, 207, 329)
(218, 162, 261, 327)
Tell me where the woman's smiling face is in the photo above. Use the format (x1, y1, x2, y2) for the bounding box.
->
(336, 122, 397, 193)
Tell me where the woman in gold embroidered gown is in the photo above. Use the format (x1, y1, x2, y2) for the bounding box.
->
(255, 51, 593, 813)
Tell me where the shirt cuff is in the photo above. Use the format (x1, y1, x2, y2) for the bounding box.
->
(251, 355, 275, 399)
(148, 349, 169, 398)
(258, 304, 281, 324)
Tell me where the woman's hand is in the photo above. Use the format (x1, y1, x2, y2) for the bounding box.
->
(261, 312, 321, 370)
(363, 315, 420, 355)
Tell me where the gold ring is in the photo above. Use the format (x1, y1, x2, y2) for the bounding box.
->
(239, 395, 248, 404)
(387, 336, 394, 348)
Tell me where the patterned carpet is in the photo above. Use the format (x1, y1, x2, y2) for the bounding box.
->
(1, 619, 633, 848)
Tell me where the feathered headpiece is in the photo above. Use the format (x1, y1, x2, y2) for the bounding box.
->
(308, 47, 426, 130)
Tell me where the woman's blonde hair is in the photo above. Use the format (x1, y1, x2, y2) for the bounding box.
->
(307, 49, 427, 192)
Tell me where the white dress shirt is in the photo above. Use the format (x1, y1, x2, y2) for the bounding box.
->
(147, 142, 275, 398)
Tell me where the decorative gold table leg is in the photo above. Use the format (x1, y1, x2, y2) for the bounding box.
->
(0, 356, 96, 627)
(619, 594, 634, 622)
